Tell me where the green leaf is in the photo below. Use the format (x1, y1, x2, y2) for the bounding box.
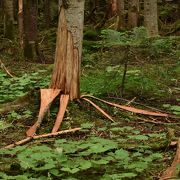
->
(170, 105, 180, 112)
(81, 122, 93, 129)
(79, 160, 92, 170)
(115, 149, 129, 160)
(92, 159, 109, 165)
(128, 135, 149, 141)
(61, 167, 80, 174)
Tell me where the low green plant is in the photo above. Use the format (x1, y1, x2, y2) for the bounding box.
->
(0, 124, 167, 179)
(163, 104, 180, 115)
(0, 70, 50, 103)
(150, 38, 174, 57)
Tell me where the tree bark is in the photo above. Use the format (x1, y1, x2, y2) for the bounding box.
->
(144, 0, 158, 37)
(23, 0, 39, 60)
(44, 0, 51, 29)
(128, 0, 139, 28)
(116, 0, 126, 31)
(50, 0, 85, 100)
(3, 0, 14, 39)
(18, 0, 23, 48)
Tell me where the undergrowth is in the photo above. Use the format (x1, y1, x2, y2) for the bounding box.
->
(0, 123, 169, 179)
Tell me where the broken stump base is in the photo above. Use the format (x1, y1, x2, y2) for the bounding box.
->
(26, 89, 170, 139)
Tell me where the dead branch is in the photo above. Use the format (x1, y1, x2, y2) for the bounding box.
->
(0, 59, 14, 78)
(160, 138, 180, 180)
(82, 97, 114, 122)
(4, 128, 81, 149)
(81, 95, 170, 117)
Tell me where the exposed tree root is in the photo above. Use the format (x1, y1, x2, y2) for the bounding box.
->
(160, 138, 180, 180)
(4, 128, 81, 149)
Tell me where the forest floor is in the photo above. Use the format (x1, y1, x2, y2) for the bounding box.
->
(0, 34, 180, 179)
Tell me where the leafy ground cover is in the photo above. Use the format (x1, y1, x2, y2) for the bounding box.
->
(0, 32, 180, 179)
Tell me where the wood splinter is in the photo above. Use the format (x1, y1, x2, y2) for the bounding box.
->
(26, 89, 61, 137)
(160, 138, 180, 180)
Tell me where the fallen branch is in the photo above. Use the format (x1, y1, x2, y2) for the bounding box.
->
(81, 95, 169, 117)
(4, 127, 81, 149)
(82, 97, 114, 122)
(160, 138, 180, 180)
(0, 59, 14, 78)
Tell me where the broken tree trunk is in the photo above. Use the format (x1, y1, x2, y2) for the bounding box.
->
(26, 1, 85, 136)
(50, 0, 85, 100)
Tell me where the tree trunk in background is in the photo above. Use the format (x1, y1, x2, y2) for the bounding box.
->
(18, 0, 23, 48)
(0, 0, 3, 23)
(44, 0, 51, 29)
(3, 0, 14, 39)
(128, 0, 139, 28)
(23, 0, 39, 60)
(144, 0, 158, 37)
(116, 0, 125, 31)
(50, 0, 85, 100)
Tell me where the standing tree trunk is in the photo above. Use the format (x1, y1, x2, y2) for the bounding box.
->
(116, 0, 125, 31)
(3, 0, 14, 40)
(144, 0, 158, 37)
(18, 0, 23, 48)
(128, 0, 139, 29)
(23, 0, 38, 60)
(44, 0, 51, 29)
(50, 0, 85, 100)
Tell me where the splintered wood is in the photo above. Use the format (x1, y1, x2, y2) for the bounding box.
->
(26, 89, 61, 137)
(160, 138, 180, 180)
(50, 7, 80, 100)
(52, 95, 69, 133)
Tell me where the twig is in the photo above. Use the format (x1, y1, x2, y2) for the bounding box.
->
(126, 97, 136, 106)
(4, 128, 81, 149)
(160, 138, 180, 180)
(107, 96, 168, 114)
(0, 59, 14, 78)
(82, 97, 114, 122)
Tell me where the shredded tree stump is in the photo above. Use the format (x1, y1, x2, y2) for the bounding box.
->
(160, 138, 180, 180)
(25, 4, 171, 144)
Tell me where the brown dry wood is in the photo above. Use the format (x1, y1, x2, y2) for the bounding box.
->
(52, 94, 69, 133)
(50, 7, 68, 90)
(50, 7, 80, 100)
(26, 89, 61, 137)
(70, 48, 80, 100)
(160, 138, 180, 180)
(81, 95, 169, 117)
(5, 128, 81, 149)
(0, 59, 14, 77)
(82, 97, 114, 122)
